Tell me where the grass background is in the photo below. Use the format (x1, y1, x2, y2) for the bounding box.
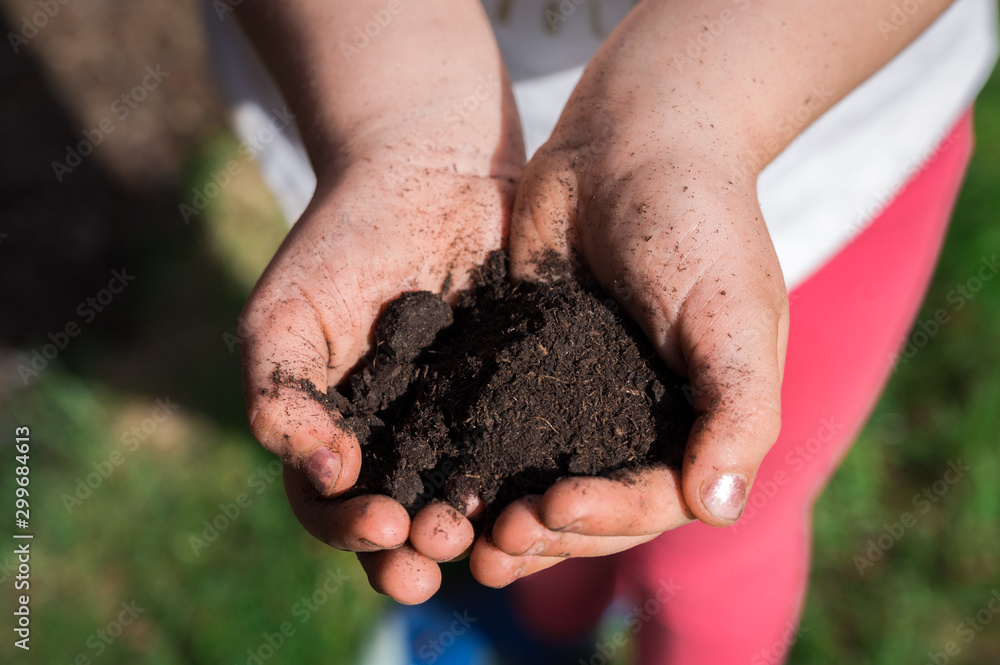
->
(2, 13, 1000, 665)
(794, 62, 1000, 664)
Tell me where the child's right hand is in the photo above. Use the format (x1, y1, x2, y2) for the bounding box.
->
(240, 148, 520, 604)
(233, 0, 524, 604)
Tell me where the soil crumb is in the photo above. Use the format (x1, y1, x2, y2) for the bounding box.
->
(298, 251, 694, 517)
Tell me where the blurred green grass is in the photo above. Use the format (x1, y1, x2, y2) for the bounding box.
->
(794, 61, 1000, 664)
(2, 56, 999, 665)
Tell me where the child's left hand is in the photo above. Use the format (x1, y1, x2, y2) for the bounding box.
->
(470, 13, 791, 585)
(468, 0, 962, 587)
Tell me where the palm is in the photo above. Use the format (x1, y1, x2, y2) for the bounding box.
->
(474, 130, 788, 585)
(241, 155, 519, 604)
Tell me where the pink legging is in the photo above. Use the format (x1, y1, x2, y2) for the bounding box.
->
(513, 110, 975, 664)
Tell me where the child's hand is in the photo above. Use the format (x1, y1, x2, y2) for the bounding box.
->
(237, 0, 955, 598)
(241, 151, 519, 604)
(475, 140, 788, 584)
(472, 33, 790, 589)
(234, 0, 524, 603)
(471, 0, 956, 587)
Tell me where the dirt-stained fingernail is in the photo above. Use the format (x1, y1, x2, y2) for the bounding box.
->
(303, 448, 342, 496)
(701, 473, 747, 523)
(359, 537, 397, 551)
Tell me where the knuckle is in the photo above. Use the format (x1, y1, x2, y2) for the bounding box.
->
(503, 529, 534, 555)
(247, 398, 291, 459)
(242, 290, 304, 338)
(745, 398, 783, 449)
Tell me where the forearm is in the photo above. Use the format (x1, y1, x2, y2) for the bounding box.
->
(565, 0, 956, 177)
(234, 0, 519, 182)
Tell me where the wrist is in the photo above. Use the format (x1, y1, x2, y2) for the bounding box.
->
(562, 0, 830, 181)
(309, 122, 523, 206)
(546, 89, 761, 194)
(589, 0, 952, 179)
(237, 0, 523, 187)
(310, 99, 524, 192)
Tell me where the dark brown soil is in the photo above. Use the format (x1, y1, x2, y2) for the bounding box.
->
(303, 252, 694, 517)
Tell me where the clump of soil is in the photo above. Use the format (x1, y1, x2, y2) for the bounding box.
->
(299, 252, 694, 517)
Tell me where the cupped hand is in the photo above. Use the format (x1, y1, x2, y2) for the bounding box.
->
(240, 146, 519, 604)
(476, 76, 789, 584)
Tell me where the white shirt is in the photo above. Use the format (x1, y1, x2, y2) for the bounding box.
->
(204, 0, 998, 290)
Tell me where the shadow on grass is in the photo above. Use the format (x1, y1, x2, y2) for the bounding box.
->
(0, 12, 250, 433)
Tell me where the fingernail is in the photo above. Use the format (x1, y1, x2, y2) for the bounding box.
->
(520, 541, 545, 556)
(304, 448, 342, 496)
(552, 520, 582, 533)
(701, 473, 748, 523)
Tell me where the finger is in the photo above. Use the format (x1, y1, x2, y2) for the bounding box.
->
(677, 276, 788, 527)
(284, 465, 409, 551)
(357, 546, 442, 605)
(534, 466, 694, 537)
(587, 186, 788, 528)
(469, 537, 564, 588)
(491, 496, 660, 558)
(508, 156, 579, 282)
(241, 293, 362, 497)
(409, 501, 475, 562)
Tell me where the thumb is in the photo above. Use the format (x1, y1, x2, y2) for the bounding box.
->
(679, 284, 789, 527)
(508, 156, 579, 282)
(240, 294, 362, 498)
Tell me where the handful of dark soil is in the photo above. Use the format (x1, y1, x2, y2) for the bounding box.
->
(304, 252, 694, 517)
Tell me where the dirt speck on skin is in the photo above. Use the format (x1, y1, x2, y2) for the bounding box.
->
(290, 251, 695, 519)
